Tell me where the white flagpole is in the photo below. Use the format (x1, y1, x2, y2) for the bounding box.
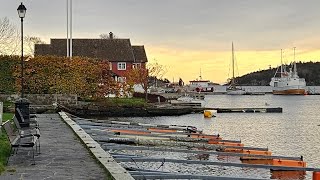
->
(66, 0, 69, 57)
(70, 0, 73, 58)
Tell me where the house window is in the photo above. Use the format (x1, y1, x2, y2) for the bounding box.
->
(133, 63, 141, 69)
(117, 62, 126, 70)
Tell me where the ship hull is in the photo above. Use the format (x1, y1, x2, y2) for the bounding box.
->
(272, 89, 305, 95)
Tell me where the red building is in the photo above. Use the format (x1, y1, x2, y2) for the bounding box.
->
(34, 33, 148, 82)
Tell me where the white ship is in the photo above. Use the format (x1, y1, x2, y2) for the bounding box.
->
(269, 48, 306, 95)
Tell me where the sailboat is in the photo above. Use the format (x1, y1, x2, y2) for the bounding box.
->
(226, 43, 246, 95)
(269, 48, 306, 95)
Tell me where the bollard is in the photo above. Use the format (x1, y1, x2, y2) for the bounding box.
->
(313, 171, 320, 180)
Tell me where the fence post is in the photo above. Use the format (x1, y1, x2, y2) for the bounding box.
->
(0, 101, 3, 134)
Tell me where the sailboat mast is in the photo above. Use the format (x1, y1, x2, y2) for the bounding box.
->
(232, 42, 235, 85)
(280, 49, 283, 77)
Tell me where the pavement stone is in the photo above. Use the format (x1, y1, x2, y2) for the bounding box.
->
(0, 114, 108, 180)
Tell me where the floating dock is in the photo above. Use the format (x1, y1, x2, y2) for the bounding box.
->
(63, 113, 320, 179)
(208, 107, 283, 113)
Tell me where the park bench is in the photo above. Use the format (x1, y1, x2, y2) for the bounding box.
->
(12, 115, 41, 153)
(1, 120, 39, 165)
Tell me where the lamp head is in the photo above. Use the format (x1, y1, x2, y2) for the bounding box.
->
(17, 2, 27, 18)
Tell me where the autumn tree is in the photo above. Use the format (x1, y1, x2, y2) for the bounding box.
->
(125, 62, 166, 101)
(0, 55, 19, 93)
(95, 60, 118, 98)
(18, 55, 114, 98)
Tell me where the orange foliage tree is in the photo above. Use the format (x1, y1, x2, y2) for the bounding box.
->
(95, 60, 118, 98)
(16, 55, 115, 98)
(124, 62, 166, 101)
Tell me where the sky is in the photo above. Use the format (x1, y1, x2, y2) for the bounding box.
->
(2, 0, 320, 84)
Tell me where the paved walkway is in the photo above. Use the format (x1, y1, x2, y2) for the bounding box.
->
(0, 114, 107, 180)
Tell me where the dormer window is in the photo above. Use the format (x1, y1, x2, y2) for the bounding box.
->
(117, 62, 126, 70)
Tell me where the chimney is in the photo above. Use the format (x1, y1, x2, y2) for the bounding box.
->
(109, 32, 114, 39)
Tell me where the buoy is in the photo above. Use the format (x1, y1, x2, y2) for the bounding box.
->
(204, 110, 217, 118)
(204, 110, 212, 118)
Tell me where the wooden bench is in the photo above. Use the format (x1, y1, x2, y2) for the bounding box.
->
(13, 115, 41, 153)
(1, 120, 39, 165)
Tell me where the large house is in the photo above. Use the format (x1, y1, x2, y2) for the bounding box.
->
(34, 33, 148, 82)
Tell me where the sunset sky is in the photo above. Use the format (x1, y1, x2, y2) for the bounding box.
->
(2, 0, 320, 84)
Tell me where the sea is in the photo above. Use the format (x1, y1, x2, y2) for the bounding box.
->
(82, 86, 320, 179)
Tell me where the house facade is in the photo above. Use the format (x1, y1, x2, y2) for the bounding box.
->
(34, 34, 148, 82)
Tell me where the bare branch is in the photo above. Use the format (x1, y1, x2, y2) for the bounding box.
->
(0, 17, 19, 55)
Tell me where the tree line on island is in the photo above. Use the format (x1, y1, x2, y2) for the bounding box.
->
(233, 61, 320, 86)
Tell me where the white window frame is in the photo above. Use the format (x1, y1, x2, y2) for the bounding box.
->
(117, 62, 126, 70)
(133, 63, 141, 69)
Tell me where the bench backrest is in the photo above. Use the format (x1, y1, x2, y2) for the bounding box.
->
(2, 120, 19, 145)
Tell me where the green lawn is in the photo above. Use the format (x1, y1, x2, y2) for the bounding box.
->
(0, 113, 14, 174)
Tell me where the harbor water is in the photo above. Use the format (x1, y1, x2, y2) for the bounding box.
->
(111, 93, 320, 179)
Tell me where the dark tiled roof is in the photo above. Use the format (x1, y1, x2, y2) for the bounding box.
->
(132, 46, 148, 63)
(35, 39, 148, 63)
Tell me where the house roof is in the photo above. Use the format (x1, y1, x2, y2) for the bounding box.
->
(34, 38, 148, 63)
(132, 46, 148, 63)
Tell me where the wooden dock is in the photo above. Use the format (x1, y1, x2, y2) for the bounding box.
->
(204, 107, 283, 113)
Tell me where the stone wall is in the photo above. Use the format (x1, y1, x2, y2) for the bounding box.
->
(0, 94, 78, 105)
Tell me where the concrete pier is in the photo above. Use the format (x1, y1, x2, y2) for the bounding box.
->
(1, 113, 131, 180)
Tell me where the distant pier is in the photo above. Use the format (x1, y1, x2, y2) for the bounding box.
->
(204, 107, 283, 113)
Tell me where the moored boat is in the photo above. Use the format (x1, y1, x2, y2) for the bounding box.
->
(226, 42, 246, 95)
(189, 80, 215, 92)
(269, 48, 306, 95)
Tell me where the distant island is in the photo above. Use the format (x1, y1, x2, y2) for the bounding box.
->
(233, 62, 320, 86)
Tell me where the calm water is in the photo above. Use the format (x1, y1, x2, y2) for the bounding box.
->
(115, 94, 320, 179)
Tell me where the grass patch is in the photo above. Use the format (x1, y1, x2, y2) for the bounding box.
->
(0, 113, 14, 174)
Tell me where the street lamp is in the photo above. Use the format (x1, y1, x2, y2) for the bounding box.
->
(16, 3, 30, 128)
(17, 2, 26, 98)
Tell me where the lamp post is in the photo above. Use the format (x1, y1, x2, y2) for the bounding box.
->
(17, 2, 26, 98)
(16, 3, 30, 128)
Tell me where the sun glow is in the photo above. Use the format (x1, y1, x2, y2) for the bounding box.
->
(147, 46, 320, 84)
